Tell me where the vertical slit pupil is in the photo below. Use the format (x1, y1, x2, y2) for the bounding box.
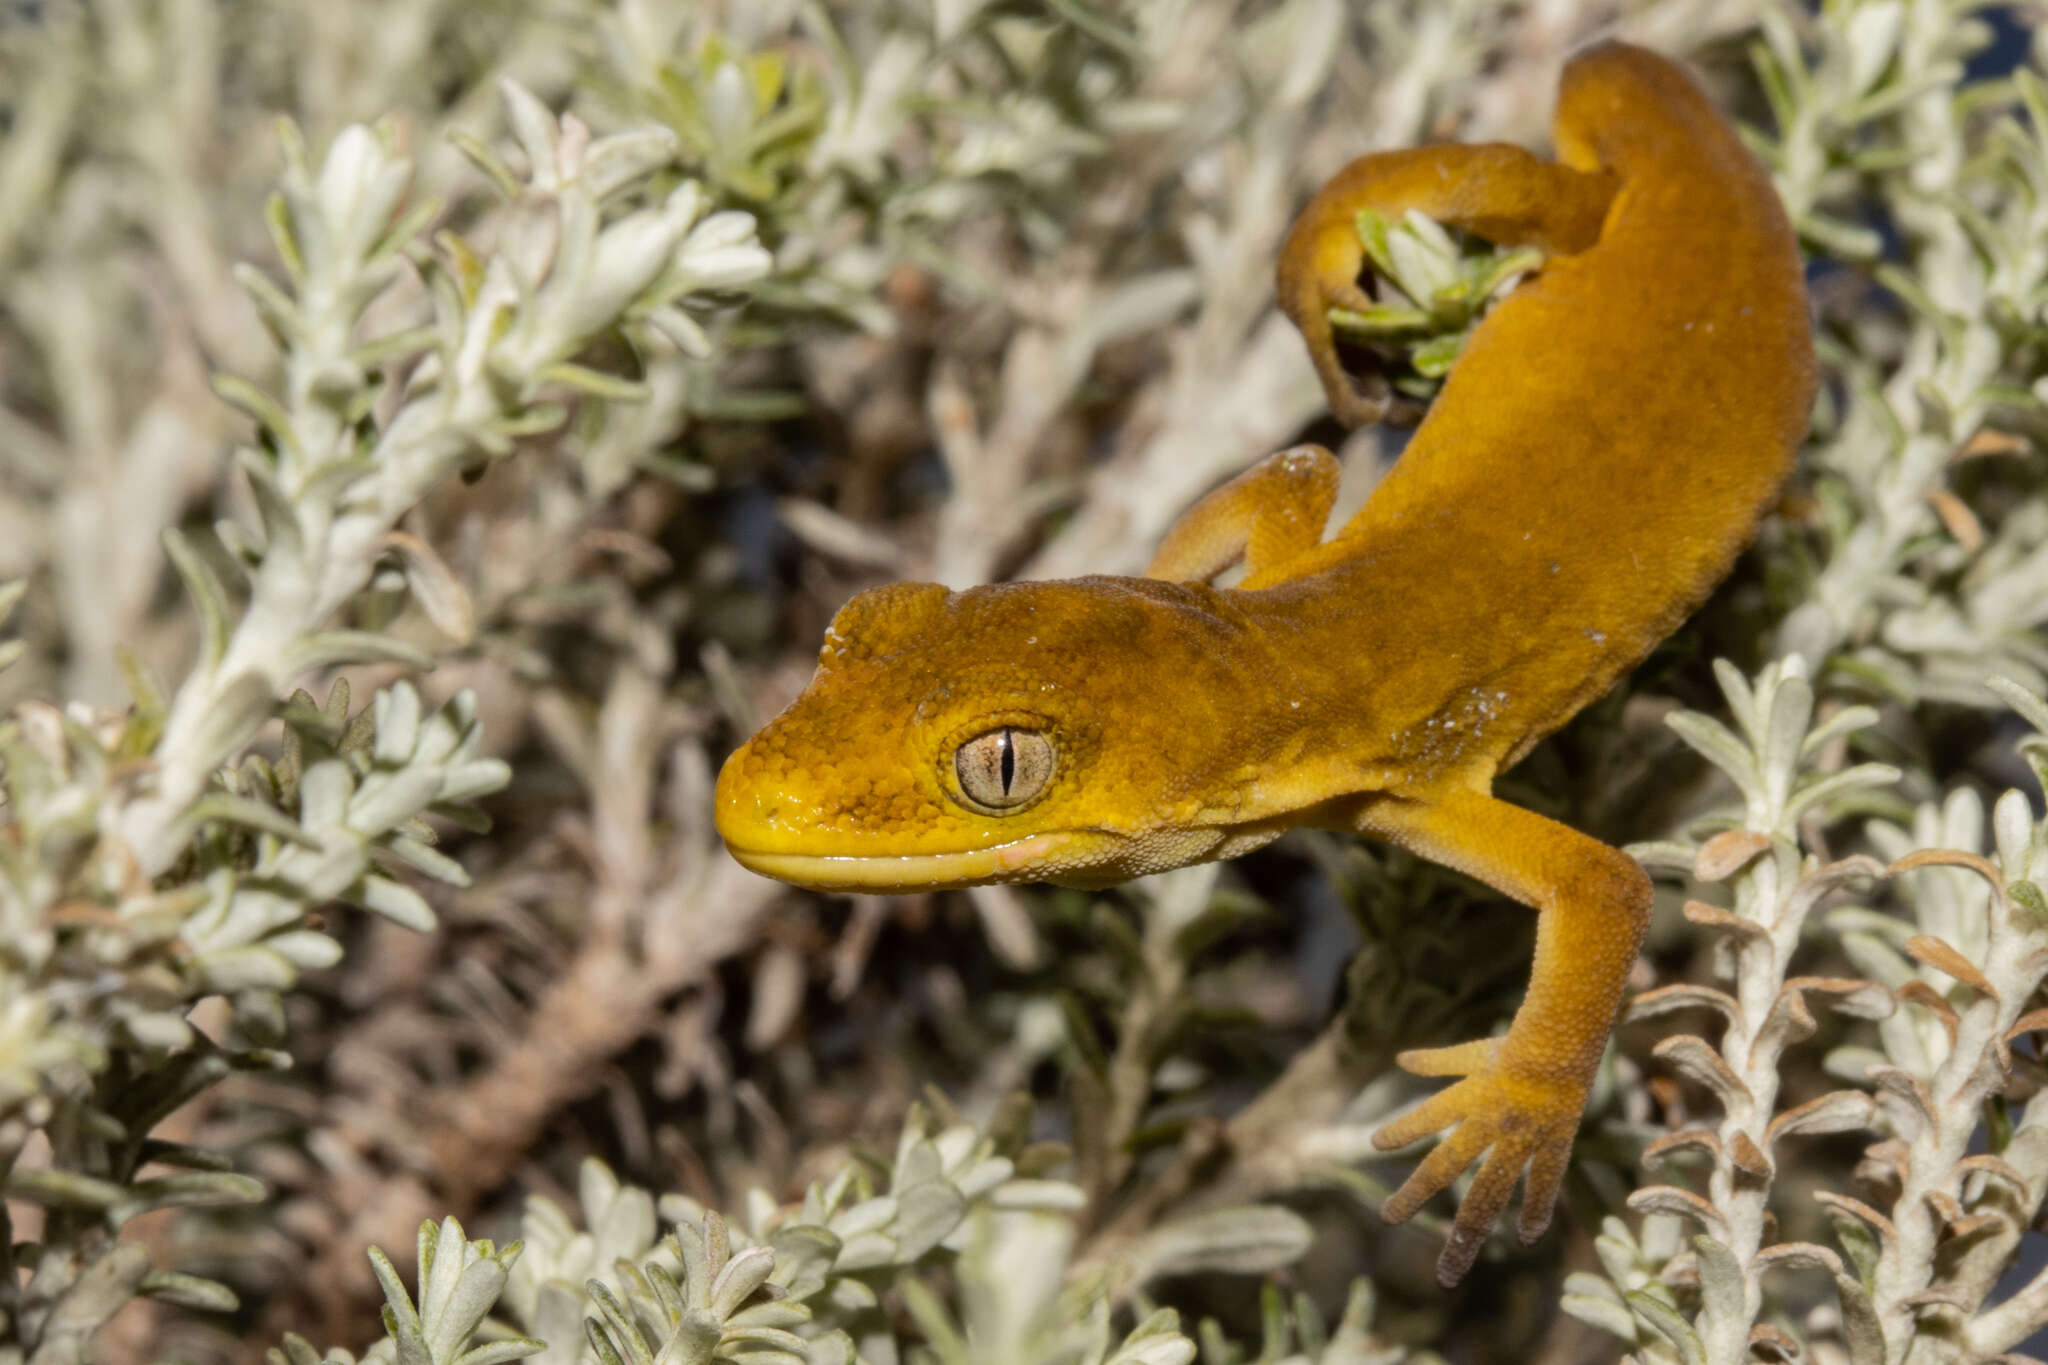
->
(998, 729, 1015, 793)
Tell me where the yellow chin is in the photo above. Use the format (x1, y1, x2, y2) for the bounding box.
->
(724, 831, 1127, 892)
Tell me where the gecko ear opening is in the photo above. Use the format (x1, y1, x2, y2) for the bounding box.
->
(953, 728, 1054, 811)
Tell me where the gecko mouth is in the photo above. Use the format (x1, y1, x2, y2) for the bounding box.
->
(723, 831, 1128, 892)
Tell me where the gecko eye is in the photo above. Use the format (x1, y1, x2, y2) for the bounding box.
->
(953, 728, 1054, 810)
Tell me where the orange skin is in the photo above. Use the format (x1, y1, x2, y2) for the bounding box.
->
(716, 42, 1814, 1285)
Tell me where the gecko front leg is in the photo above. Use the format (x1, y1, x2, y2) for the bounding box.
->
(1354, 785, 1651, 1286)
(1145, 445, 1340, 585)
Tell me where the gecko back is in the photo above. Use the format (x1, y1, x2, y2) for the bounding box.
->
(1310, 42, 1815, 762)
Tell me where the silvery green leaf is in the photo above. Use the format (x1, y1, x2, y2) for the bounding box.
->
(727, 1300, 809, 1334)
(675, 1222, 713, 1303)
(440, 759, 512, 803)
(644, 304, 712, 358)
(1626, 840, 1701, 875)
(369, 1246, 422, 1343)
(895, 1277, 963, 1359)
(890, 1178, 966, 1262)
(1839, 931, 1914, 990)
(708, 1245, 776, 1317)
(279, 841, 366, 902)
(7, 1167, 126, 1209)
(139, 1270, 240, 1313)
(800, 1333, 855, 1365)
(434, 1256, 517, 1360)
(766, 1224, 839, 1300)
(986, 1179, 1087, 1211)
(213, 374, 300, 454)
(372, 194, 445, 265)
(1759, 673, 1814, 805)
(261, 929, 343, 972)
(717, 1326, 808, 1357)
(1838, 1275, 1886, 1365)
(951, 1155, 1014, 1201)
(833, 1195, 897, 1238)
(702, 57, 757, 148)
(283, 630, 436, 674)
(673, 210, 773, 294)
(1784, 763, 1902, 824)
(1126, 1205, 1313, 1283)
(268, 1332, 333, 1365)
(414, 696, 472, 765)
(349, 768, 443, 838)
(383, 836, 471, 887)
(233, 447, 307, 552)
(0, 578, 26, 627)
(449, 125, 522, 200)
(540, 362, 652, 402)
(163, 529, 235, 670)
(231, 260, 304, 343)
(833, 1232, 898, 1271)
(1664, 712, 1762, 801)
(355, 323, 441, 373)
(1823, 1044, 1892, 1085)
(374, 683, 424, 765)
(1624, 1290, 1704, 1365)
(589, 1183, 658, 1268)
(1800, 704, 1881, 756)
(118, 1171, 266, 1217)
(418, 1219, 466, 1332)
(561, 208, 683, 341)
(183, 794, 321, 849)
(1989, 675, 2048, 735)
(1561, 1273, 1637, 1342)
(500, 79, 562, 188)
(1690, 1236, 1744, 1352)
(584, 1323, 629, 1365)
(453, 1341, 545, 1365)
(141, 1142, 240, 1176)
(1767, 1089, 1875, 1145)
(389, 536, 476, 644)
(825, 1277, 877, 1313)
(1712, 658, 1759, 735)
(1995, 789, 2036, 881)
(196, 944, 298, 994)
(316, 125, 412, 265)
(930, 1125, 980, 1174)
(582, 127, 680, 202)
(1381, 212, 1456, 306)
(30, 1243, 149, 1352)
(1107, 1334, 1196, 1365)
(1842, 1, 1906, 97)
(123, 1011, 195, 1051)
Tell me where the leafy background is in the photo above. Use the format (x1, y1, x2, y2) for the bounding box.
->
(2, 1, 2048, 1362)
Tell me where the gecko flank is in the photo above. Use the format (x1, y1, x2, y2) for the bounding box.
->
(715, 42, 1815, 1286)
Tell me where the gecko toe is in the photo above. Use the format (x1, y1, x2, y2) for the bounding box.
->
(1396, 1038, 1499, 1077)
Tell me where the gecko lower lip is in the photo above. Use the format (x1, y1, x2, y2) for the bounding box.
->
(723, 833, 1084, 892)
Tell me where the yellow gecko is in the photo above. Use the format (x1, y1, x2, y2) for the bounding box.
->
(714, 42, 1814, 1284)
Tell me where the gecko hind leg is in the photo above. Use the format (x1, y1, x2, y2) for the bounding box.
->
(1277, 145, 1618, 428)
(1144, 445, 1340, 585)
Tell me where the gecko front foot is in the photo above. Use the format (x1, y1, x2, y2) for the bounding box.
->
(1372, 1036, 1588, 1287)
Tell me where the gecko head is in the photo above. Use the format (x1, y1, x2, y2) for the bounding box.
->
(714, 575, 1271, 891)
